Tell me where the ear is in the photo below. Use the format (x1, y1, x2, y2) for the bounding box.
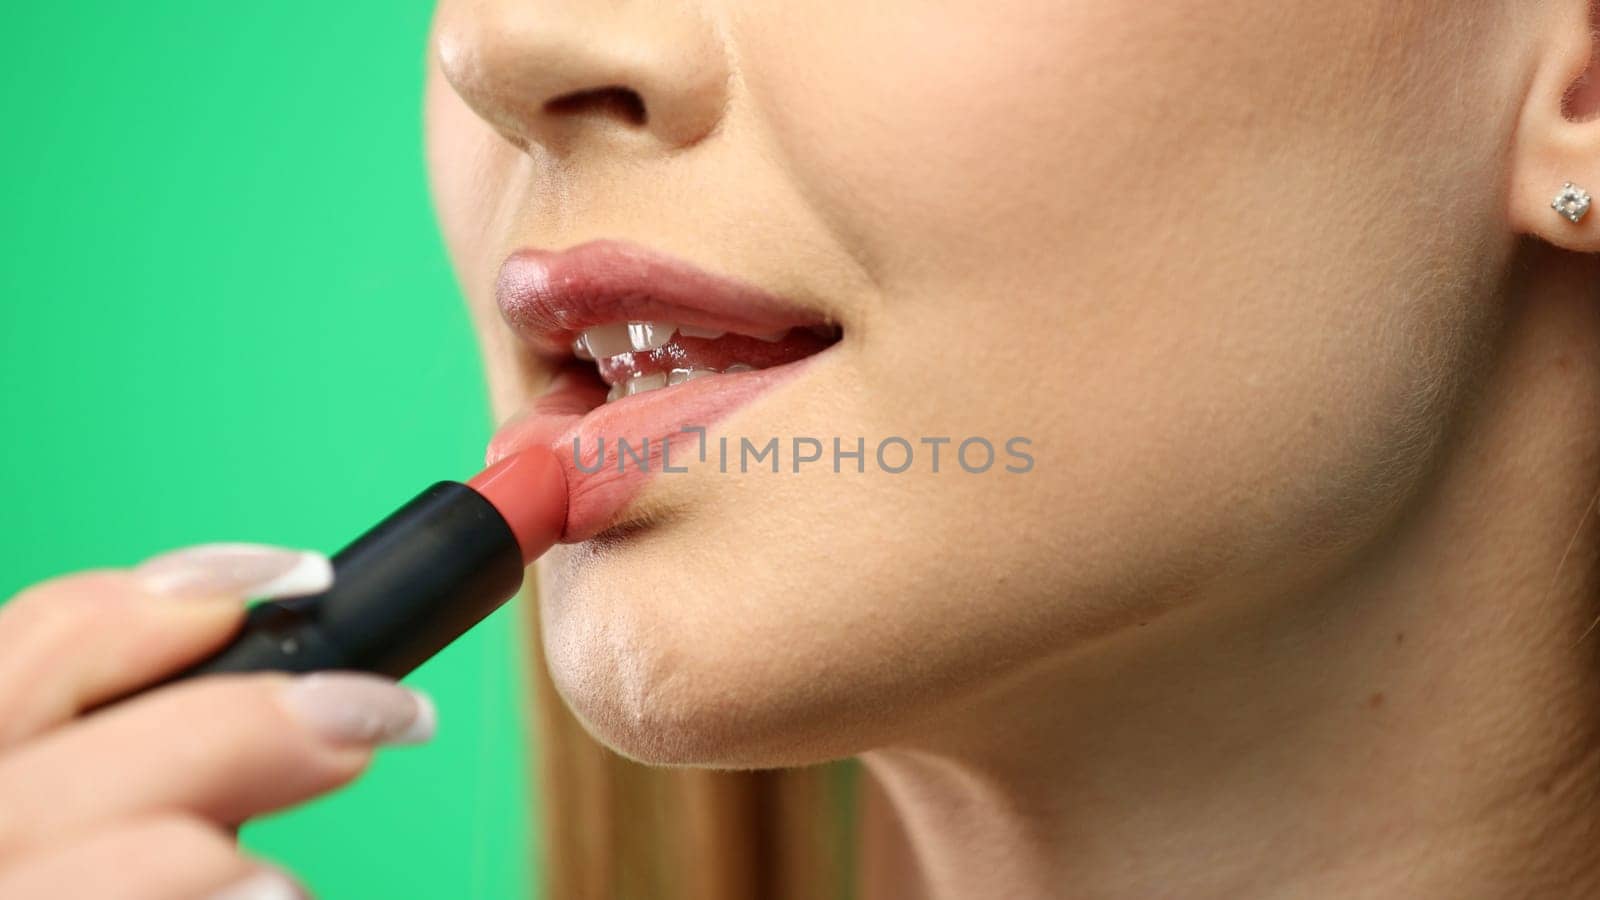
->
(1509, 0, 1600, 251)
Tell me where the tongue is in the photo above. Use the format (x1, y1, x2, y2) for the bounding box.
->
(593, 331, 834, 384)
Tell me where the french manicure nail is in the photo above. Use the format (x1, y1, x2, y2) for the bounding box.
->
(134, 543, 333, 600)
(280, 672, 436, 746)
(204, 867, 308, 900)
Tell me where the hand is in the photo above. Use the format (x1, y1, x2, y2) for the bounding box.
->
(0, 544, 436, 899)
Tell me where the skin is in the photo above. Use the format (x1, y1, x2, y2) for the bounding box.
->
(0, 570, 387, 898)
(423, 0, 1600, 896)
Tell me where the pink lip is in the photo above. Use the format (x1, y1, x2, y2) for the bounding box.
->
(490, 241, 833, 542)
(498, 240, 832, 358)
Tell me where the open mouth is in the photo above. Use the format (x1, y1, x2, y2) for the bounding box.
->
(573, 321, 840, 401)
(490, 239, 843, 540)
(496, 239, 842, 408)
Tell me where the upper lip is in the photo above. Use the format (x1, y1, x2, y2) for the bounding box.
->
(495, 239, 832, 359)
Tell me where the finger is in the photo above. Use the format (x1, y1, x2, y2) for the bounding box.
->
(0, 814, 304, 900)
(0, 544, 331, 745)
(0, 672, 434, 859)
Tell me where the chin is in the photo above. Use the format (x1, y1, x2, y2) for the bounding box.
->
(527, 446, 1104, 769)
(532, 534, 862, 768)
(533, 470, 1018, 768)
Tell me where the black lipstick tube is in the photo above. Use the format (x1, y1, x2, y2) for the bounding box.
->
(171, 482, 525, 682)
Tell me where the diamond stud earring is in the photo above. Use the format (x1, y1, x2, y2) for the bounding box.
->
(1553, 182, 1592, 224)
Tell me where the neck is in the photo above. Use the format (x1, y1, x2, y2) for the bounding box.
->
(863, 243, 1600, 899)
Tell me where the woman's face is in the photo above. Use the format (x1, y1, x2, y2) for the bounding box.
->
(425, 1, 1518, 765)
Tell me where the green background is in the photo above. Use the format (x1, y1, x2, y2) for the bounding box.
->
(1, 5, 538, 897)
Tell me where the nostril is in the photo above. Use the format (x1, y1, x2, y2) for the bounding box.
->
(544, 86, 648, 127)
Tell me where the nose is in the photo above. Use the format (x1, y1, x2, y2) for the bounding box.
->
(433, 1, 731, 156)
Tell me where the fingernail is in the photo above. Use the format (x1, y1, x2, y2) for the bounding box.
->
(134, 543, 333, 600)
(205, 867, 308, 900)
(280, 672, 436, 746)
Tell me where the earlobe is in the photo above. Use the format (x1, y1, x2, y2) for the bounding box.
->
(1507, 0, 1600, 250)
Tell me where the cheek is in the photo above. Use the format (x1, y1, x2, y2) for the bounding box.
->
(731, 1, 1290, 268)
(423, 61, 524, 308)
(424, 63, 546, 415)
(726, 0, 1509, 552)
(729, 0, 1463, 298)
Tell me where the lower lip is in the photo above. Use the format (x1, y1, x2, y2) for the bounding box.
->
(489, 355, 825, 542)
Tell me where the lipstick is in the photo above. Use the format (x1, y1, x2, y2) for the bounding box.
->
(165, 448, 565, 682)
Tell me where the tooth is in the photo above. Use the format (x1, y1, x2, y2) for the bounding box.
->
(751, 329, 789, 342)
(668, 367, 718, 385)
(625, 372, 668, 396)
(581, 324, 633, 358)
(724, 364, 754, 373)
(677, 325, 727, 340)
(606, 382, 625, 402)
(572, 337, 594, 361)
(627, 321, 677, 351)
